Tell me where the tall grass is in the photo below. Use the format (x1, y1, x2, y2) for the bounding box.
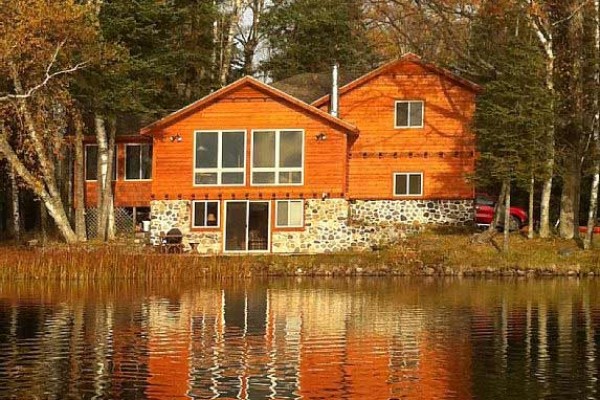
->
(0, 243, 418, 282)
(2, 229, 600, 282)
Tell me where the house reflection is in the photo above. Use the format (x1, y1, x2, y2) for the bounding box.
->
(1, 280, 599, 399)
(137, 287, 473, 399)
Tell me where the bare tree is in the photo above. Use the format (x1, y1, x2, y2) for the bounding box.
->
(234, 0, 266, 76)
(217, 0, 249, 85)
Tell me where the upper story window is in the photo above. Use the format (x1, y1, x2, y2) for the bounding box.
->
(194, 131, 245, 186)
(125, 144, 153, 180)
(85, 144, 117, 181)
(252, 130, 303, 185)
(395, 101, 424, 128)
(394, 172, 423, 196)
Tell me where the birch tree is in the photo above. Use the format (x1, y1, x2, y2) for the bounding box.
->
(0, 0, 97, 243)
(217, 0, 249, 85)
(523, 0, 556, 238)
(583, 0, 600, 249)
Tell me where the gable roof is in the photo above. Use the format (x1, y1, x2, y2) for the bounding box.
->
(140, 76, 359, 135)
(311, 53, 483, 108)
(270, 71, 361, 104)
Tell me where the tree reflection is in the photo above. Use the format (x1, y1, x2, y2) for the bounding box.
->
(0, 279, 599, 399)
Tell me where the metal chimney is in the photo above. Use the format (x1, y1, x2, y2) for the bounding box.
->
(331, 63, 339, 118)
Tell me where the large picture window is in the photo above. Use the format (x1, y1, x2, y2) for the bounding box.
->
(276, 200, 304, 228)
(192, 201, 220, 228)
(85, 144, 117, 181)
(395, 101, 424, 128)
(394, 173, 423, 196)
(252, 130, 303, 185)
(125, 144, 153, 180)
(194, 131, 245, 186)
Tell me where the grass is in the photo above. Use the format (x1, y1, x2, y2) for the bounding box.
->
(1, 227, 600, 281)
(413, 227, 600, 273)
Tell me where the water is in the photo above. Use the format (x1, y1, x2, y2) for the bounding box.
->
(0, 278, 599, 399)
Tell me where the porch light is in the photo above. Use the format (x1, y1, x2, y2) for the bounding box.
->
(170, 133, 183, 143)
(316, 132, 327, 141)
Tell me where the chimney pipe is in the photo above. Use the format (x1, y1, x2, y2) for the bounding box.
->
(331, 63, 339, 118)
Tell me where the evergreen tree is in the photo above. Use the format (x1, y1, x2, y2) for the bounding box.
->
(469, 3, 552, 245)
(261, 0, 380, 80)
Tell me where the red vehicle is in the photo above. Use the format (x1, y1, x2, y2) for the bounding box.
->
(475, 193, 528, 230)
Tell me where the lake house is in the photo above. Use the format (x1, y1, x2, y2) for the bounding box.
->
(84, 54, 480, 253)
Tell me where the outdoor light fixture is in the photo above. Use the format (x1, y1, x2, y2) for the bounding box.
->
(316, 132, 327, 141)
(170, 133, 183, 143)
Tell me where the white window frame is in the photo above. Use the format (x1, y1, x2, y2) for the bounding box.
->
(85, 143, 118, 182)
(275, 200, 304, 228)
(191, 200, 221, 228)
(393, 172, 424, 197)
(193, 130, 247, 187)
(250, 129, 305, 186)
(124, 143, 153, 181)
(394, 100, 424, 129)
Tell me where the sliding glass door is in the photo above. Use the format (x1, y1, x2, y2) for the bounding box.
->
(224, 201, 270, 252)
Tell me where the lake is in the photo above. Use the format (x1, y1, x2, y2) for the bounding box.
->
(0, 278, 599, 399)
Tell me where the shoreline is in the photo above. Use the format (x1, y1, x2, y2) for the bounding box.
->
(0, 228, 598, 280)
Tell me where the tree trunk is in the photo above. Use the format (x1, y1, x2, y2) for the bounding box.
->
(539, 158, 554, 238)
(528, 12, 555, 239)
(503, 179, 511, 253)
(559, 156, 579, 239)
(585, 166, 599, 249)
(73, 110, 87, 241)
(584, 0, 600, 250)
(95, 115, 115, 241)
(40, 200, 48, 245)
(8, 168, 20, 242)
(4, 65, 78, 243)
(219, 0, 246, 86)
(528, 175, 535, 239)
(489, 183, 507, 231)
(105, 119, 116, 241)
(0, 131, 78, 244)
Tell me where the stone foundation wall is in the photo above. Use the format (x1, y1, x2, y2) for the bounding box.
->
(151, 198, 474, 254)
(150, 200, 221, 254)
(272, 199, 352, 253)
(350, 199, 474, 226)
(272, 199, 474, 253)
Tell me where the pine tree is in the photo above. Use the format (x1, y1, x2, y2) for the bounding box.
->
(469, 4, 552, 248)
(261, 0, 380, 80)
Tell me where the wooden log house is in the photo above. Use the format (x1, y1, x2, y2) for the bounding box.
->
(83, 54, 481, 253)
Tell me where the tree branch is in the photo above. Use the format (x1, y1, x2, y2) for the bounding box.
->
(0, 42, 87, 102)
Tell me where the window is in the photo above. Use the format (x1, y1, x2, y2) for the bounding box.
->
(394, 173, 423, 196)
(395, 101, 424, 128)
(252, 130, 303, 185)
(276, 200, 304, 228)
(125, 144, 153, 180)
(194, 131, 245, 186)
(85, 144, 117, 181)
(192, 201, 220, 228)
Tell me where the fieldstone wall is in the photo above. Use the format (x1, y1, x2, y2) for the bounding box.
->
(150, 200, 221, 254)
(272, 199, 352, 253)
(272, 198, 474, 254)
(151, 198, 474, 254)
(350, 199, 474, 226)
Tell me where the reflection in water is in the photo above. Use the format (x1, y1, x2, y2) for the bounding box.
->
(0, 278, 599, 399)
